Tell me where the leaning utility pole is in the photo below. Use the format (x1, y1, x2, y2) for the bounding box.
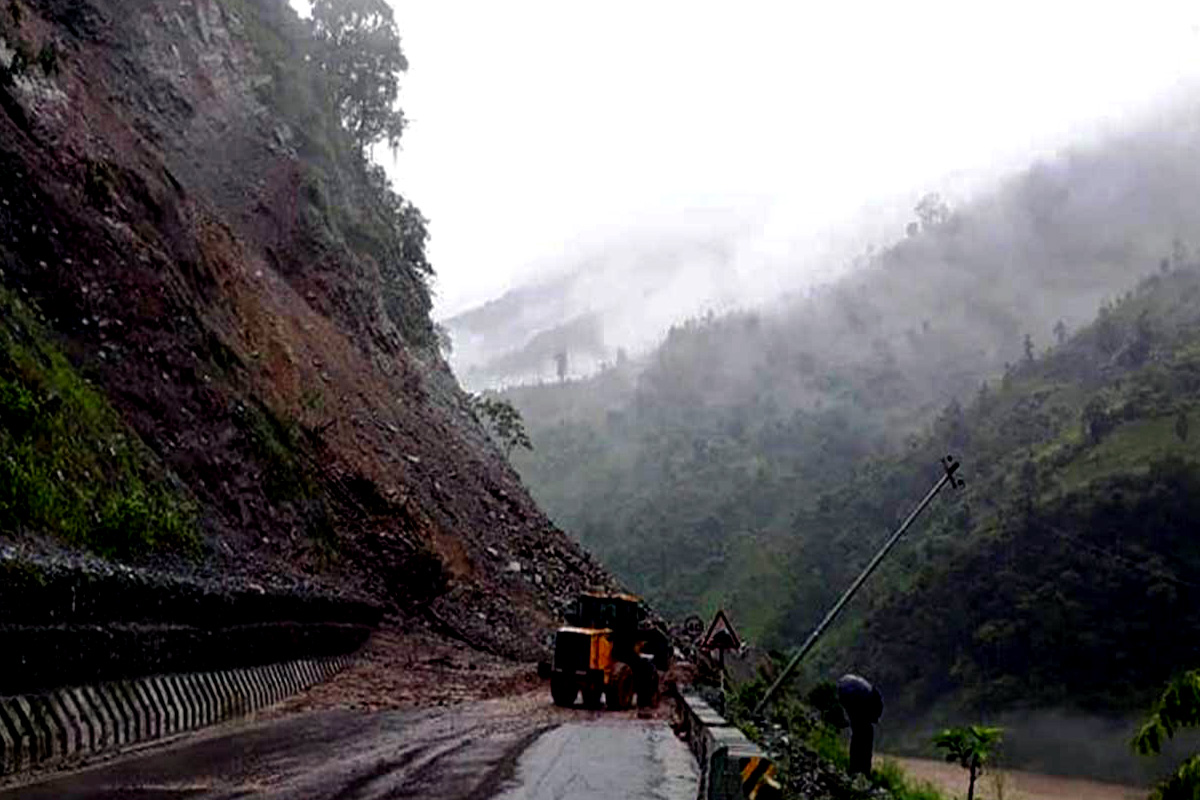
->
(754, 455, 964, 715)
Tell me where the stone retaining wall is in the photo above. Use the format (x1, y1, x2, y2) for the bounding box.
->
(0, 553, 381, 693)
(0, 655, 352, 777)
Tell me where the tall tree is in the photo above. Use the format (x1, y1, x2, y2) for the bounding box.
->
(311, 0, 408, 153)
(1054, 319, 1068, 346)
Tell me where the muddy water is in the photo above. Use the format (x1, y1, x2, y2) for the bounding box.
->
(889, 756, 1146, 800)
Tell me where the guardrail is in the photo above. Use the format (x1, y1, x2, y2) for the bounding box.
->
(0, 655, 352, 779)
(672, 687, 782, 800)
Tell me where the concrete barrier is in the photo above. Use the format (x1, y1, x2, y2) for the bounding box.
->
(673, 689, 782, 800)
(0, 655, 351, 777)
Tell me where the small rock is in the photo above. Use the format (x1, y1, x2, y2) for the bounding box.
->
(506, 561, 522, 573)
(486, 547, 499, 558)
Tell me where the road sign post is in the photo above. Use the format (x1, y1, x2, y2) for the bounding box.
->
(701, 610, 742, 694)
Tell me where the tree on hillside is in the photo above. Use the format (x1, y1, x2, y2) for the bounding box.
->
(1082, 396, 1113, 444)
(915, 192, 950, 231)
(1023, 333, 1035, 364)
(1134, 670, 1200, 800)
(933, 725, 1003, 800)
(1173, 238, 1189, 270)
(1177, 410, 1190, 443)
(311, 0, 408, 153)
(1054, 319, 1068, 346)
(434, 323, 453, 356)
(469, 394, 532, 458)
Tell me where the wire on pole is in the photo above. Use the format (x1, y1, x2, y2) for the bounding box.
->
(753, 456, 963, 716)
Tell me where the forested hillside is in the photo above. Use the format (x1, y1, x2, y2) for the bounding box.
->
(503, 107, 1200, 727)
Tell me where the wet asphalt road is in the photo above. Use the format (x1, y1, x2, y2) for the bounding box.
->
(0, 701, 698, 800)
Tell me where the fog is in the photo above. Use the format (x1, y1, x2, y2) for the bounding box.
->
(281, 1, 1200, 384)
(448, 91, 1200, 390)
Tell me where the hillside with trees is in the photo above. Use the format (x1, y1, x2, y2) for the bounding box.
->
(502, 106, 1200, 740)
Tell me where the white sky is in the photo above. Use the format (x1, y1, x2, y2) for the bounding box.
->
(290, 1, 1200, 318)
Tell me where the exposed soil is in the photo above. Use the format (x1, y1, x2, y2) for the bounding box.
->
(0, 0, 625, 676)
(888, 756, 1146, 800)
(272, 618, 542, 714)
(271, 617, 679, 725)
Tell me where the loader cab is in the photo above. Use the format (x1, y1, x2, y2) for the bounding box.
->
(565, 592, 645, 631)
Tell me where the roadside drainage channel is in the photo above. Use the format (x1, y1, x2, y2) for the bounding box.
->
(674, 689, 782, 800)
(0, 654, 352, 778)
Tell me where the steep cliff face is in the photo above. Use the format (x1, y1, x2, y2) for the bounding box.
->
(0, 0, 614, 669)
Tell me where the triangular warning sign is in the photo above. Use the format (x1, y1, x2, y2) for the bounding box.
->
(701, 609, 742, 652)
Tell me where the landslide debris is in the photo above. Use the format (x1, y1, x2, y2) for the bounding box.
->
(0, 0, 617, 670)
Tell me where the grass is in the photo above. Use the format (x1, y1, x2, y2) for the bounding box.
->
(0, 290, 198, 559)
(872, 759, 950, 800)
(241, 402, 312, 501)
(1056, 411, 1196, 493)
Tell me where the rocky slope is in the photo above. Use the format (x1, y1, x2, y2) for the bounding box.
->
(0, 0, 617, 680)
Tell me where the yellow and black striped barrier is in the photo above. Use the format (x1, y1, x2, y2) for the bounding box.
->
(740, 754, 782, 799)
(672, 689, 782, 800)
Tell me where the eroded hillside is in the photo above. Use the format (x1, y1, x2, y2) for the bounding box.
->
(0, 0, 615, 677)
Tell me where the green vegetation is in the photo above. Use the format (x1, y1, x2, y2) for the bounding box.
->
(721, 665, 948, 799)
(310, 0, 407, 153)
(871, 760, 947, 800)
(1135, 670, 1200, 800)
(34, 41, 57, 76)
(469, 393, 532, 457)
(242, 402, 312, 502)
(506, 214, 1200, 725)
(216, 0, 435, 348)
(0, 3, 58, 83)
(0, 290, 197, 559)
(933, 725, 1003, 800)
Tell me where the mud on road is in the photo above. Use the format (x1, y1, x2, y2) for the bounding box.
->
(1, 622, 695, 800)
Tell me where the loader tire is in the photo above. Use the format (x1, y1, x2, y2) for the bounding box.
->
(551, 675, 578, 707)
(608, 662, 635, 710)
(637, 663, 659, 708)
(582, 686, 603, 709)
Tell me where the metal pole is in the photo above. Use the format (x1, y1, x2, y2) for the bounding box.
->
(753, 457, 962, 715)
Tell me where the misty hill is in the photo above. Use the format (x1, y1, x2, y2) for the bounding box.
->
(0, 0, 617, 682)
(503, 106, 1200, 733)
(441, 224, 757, 387)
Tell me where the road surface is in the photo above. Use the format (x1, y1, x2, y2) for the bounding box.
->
(0, 694, 698, 800)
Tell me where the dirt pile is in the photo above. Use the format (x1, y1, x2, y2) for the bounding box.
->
(0, 0, 618, 672)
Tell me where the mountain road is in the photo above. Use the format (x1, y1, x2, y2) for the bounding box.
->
(0, 693, 699, 800)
